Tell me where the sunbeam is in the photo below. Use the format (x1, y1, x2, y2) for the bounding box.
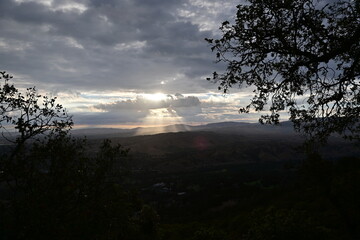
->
(135, 107, 189, 135)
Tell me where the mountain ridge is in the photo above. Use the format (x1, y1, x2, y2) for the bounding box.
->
(71, 121, 296, 138)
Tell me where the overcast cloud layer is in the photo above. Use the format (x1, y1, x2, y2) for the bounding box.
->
(0, 0, 260, 128)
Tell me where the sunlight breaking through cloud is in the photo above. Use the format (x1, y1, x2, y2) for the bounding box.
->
(135, 108, 189, 135)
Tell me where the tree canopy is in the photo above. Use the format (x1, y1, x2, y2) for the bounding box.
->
(0, 71, 73, 145)
(0, 72, 160, 239)
(206, 0, 360, 142)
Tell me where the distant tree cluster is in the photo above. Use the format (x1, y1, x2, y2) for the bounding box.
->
(206, 0, 360, 142)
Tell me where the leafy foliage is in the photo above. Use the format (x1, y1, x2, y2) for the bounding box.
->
(206, 0, 360, 142)
(0, 71, 72, 145)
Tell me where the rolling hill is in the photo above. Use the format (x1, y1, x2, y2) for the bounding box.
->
(81, 122, 359, 172)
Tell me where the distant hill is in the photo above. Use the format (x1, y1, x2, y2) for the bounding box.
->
(81, 121, 358, 172)
(70, 128, 134, 138)
(3, 121, 357, 172)
(2, 121, 358, 172)
(72, 121, 296, 138)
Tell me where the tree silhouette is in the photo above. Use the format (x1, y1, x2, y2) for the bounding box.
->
(0, 71, 72, 147)
(206, 0, 360, 142)
(0, 72, 159, 239)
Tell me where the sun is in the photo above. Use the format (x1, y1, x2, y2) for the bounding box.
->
(142, 93, 167, 101)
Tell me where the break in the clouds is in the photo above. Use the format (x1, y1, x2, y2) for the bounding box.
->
(0, 0, 256, 127)
(71, 92, 258, 127)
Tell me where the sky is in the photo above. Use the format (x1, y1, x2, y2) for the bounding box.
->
(0, 0, 263, 129)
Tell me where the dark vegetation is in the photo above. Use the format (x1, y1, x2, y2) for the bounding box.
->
(1, 70, 359, 239)
(0, 71, 359, 240)
(1, 0, 360, 239)
(77, 125, 357, 240)
(132, 156, 360, 240)
(0, 72, 159, 240)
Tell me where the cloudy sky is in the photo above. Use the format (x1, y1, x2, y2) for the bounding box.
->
(0, 0, 262, 128)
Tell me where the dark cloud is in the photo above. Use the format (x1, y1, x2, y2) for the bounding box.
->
(91, 94, 207, 124)
(95, 95, 200, 112)
(0, 0, 251, 126)
(73, 110, 148, 125)
(74, 93, 249, 126)
(0, 0, 238, 93)
(89, 93, 252, 125)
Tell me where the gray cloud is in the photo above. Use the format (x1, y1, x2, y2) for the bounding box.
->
(73, 94, 204, 125)
(0, 0, 260, 127)
(95, 95, 201, 112)
(72, 110, 148, 125)
(0, 0, 238, 93)
(90, 93, 255, 125)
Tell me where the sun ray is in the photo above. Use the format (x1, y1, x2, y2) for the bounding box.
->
(135, 108, 188, 135)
